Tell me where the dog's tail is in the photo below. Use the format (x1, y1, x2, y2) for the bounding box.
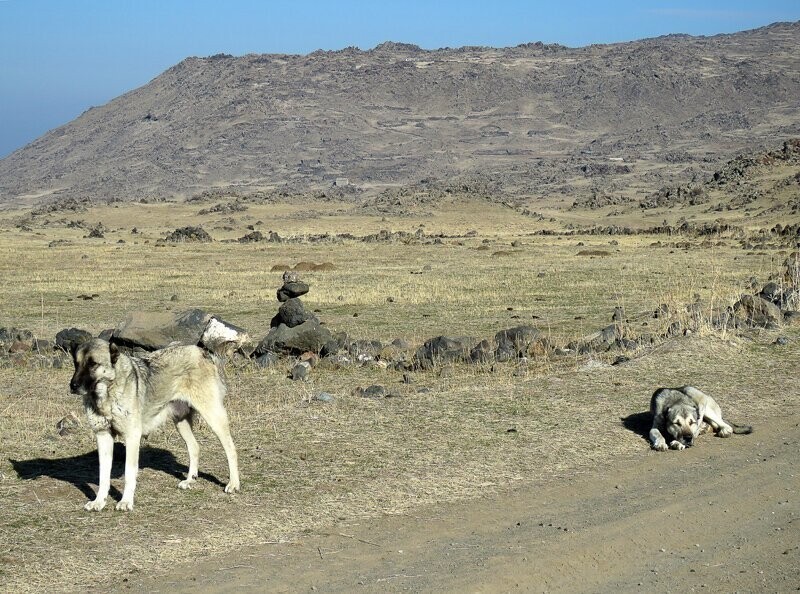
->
(731, 422, 753, 435)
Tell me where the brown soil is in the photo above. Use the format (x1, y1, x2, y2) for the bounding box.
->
(130, 414, 799, 593)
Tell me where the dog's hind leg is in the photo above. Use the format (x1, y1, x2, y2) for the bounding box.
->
(85, 431, 114, 511)
(192, 397, 240, 493)
(175, 417, 200, 489)
(702, 404, 734, 438)
(116, 429, 142, 511)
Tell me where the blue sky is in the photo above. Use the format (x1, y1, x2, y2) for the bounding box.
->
(1, 0, 798, 158)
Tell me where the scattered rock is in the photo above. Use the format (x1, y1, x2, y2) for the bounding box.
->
(111, 308, 248, 354)
(314, 392, 334, 403)
(732, 294, 783, 327)
(290, 361, 311, 381)
(237, 230, 263, 243)
(54, 328, 93, 354)
(277, 281, 310, 302)
(254, 351, 280, 368)
(271, 298, 317, 328)
(163, 226, 212, 243)
(494, 325, 544, 361)
(56, 412, 82, 436)
(414, 336, 474, 369)
(299, 351, 320, 367)
(256, 320, 333, 356)
(576, 249, 611, 256)
(357, 385, 386, 399)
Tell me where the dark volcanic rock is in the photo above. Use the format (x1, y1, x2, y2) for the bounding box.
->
(271, 298, 317, 328)
(111, 308, 248, 352)
(256, 320, 333, 356)
(163, 226, 213, 243)
(414, 336, 474, 369)
(733, 294, 783, 327)
(112, 309, 209, 350)
(0, 327, 35, 353)
(470, 339, 494, 364)
(54, 328, 93, 353)
(277, 281, 310, 302)
(494, 325, 542, 361)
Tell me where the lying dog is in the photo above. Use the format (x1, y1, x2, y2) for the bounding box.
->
(649, 385, 752, 451)
(70, 339, 240, 511)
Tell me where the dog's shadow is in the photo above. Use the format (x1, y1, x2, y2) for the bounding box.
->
(10, 444, 224, 500)
(621, 411, 652, 443)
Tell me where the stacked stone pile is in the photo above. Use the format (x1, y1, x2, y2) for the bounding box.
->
(255, 271, 332, 358)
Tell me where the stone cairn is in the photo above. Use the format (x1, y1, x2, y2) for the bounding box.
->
(272, 271, 314, 327)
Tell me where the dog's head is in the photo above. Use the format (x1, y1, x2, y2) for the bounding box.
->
(664, 402, 701, 447)
(70, 339, 119, 397)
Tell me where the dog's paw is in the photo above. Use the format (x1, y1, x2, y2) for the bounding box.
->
(84, 498, 107, 512)
(652, 441, 668, 452)
(115, 500, 134, 511)
(178, 478, 196, 490)
(669, 440, 686, 450)
(224, 481, 240, 494)
(717, 425, 733, 438)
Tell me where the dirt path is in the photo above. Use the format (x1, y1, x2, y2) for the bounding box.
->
(132, 415, 799, 593)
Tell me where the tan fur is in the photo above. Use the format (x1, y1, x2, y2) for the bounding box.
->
(70, 339, 240, 511)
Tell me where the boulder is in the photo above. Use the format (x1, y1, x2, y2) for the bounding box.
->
(494, 325, 542, 361)
(758, 282, 784, 307)
(238, 231, 263, 243)
(163, 226, 212, 243)
(253, 351, 280, 369)
(347, 339, 383, 358)
(414, 336, 474, 369)
(470, 339, 494, 363)
(732, 294, 783, 327)
(270, 298, 317, 328)
(277, 281, 310, 302)
(54, 327, 93, 354)
(112, 309, 249, 352)
(0, 327, 34, 352)
(568, 323, 628, 353)
(200, 316, 250, 356)
(255, 320, 333, 356)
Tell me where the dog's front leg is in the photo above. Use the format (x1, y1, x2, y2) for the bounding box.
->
(649, 426, 669, 451)
(116, 430, 142, 511)
(85, 431, 114, 511)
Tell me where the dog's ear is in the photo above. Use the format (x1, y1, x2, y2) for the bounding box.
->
(109, 342, 120, 365)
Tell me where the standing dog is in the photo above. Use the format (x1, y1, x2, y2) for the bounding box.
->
(649, 385, 752, 451)
(70, 339, 240, 511)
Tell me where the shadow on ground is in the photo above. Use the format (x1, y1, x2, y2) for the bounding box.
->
(621, 411, 652, 443)
(9, 444, 224, 501)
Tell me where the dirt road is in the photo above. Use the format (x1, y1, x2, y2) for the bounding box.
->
(133, 415, 799, 593)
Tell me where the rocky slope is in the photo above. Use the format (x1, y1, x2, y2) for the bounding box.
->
(1, 22, 799, 206)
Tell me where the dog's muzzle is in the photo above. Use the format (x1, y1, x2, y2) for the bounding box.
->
(70, 378, 89, 396)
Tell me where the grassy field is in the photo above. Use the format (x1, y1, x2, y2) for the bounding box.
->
(0, 197, 797, 591)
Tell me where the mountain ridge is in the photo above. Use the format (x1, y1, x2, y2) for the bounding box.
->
(1, 21, 798, 207)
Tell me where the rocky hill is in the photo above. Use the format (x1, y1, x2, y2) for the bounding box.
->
(1, 21, 799, 207)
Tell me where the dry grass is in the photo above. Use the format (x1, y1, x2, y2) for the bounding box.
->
(0, 199, 796, 591)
